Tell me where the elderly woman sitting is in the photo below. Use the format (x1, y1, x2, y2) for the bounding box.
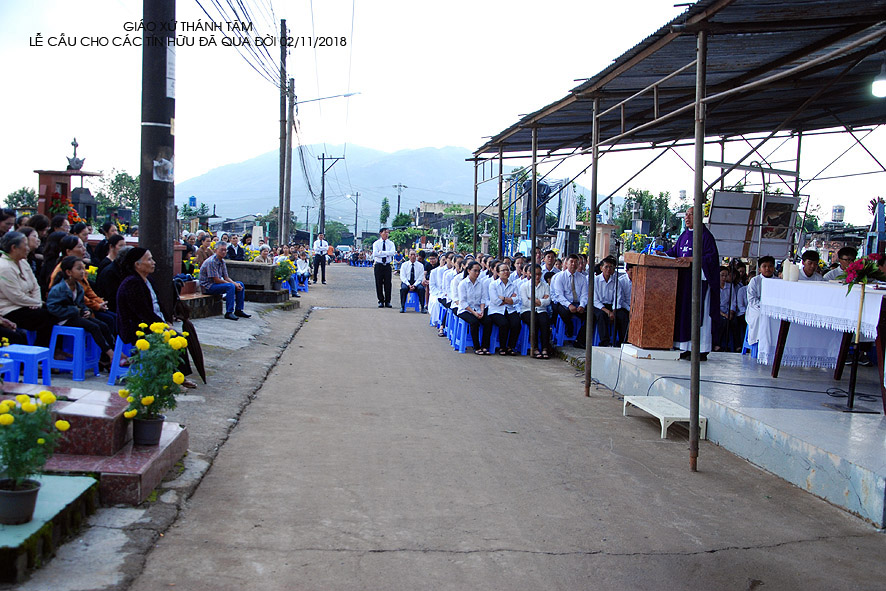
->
(0, 231, 55, 346)
(253, 244, 274, 264)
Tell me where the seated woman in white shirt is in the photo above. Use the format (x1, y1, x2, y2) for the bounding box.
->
(487, 263, 522, 355)
(521, 265, 552, 359)
(448, 259, 466, 315)
(457, 261, 492, 355)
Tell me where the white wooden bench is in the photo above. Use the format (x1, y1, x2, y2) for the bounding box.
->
(623, 396, 707, 440)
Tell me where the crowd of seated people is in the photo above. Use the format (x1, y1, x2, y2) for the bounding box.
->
(424, 249, 633, 358)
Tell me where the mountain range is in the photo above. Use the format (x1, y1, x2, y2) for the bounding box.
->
(174, 144, 613, 230)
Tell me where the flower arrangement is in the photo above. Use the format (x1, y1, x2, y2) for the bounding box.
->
(119, 322, 188, 420)
(86, 265, 99, 283)
(274, 259, 296, 282)
(47, 192, 85, 224)
(0, 392, 70, 490)
(245, 249, 259, 262)
(619, 232, 651, 253)
(840, 254, 886, 293)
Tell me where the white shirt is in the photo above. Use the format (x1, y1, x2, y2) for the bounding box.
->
(593, 273, 627, 310)
(798, 268, 823, 281)
(457, 277, 487, 315)
(428, 265, 447, 298)
(719, 282, 739, 315)
(745, 274, 772, 345)
(552, 270, 588, 308)
(372, 238, 397, 265)
(540, 263, 560, 276)
(400, 260, 424, 287)
(736, 284, 748, 315)
(618, 274, 632, 311)
(441, 267, 456, 300)
(823, 267, 843, 281)
(313, 239, 328, 256)
(520, 279, 551, 313)
(449, 274, 464, 307)
(295, 258, 310, 274)
(487, 278, 521, 315)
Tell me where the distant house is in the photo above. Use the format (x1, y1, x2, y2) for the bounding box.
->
(411, 201, 497, 234)
(211, 214, 259, 235)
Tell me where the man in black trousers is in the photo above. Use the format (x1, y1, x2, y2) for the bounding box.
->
(372, 228, 397, 308)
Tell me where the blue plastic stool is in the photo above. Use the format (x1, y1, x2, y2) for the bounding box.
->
(0, 358, 15, 382)
(18, 330, 37, 346)
(552, 316, 583, 347)
(108, 337, 134, 386)
(741, 326, 758, 358)
(445, 308, 456, 338)
(280, 280, 290, 292)
(295, 274, 309, 292)
(48, 325, 101, 381)
(404, 291, 421, 312)
(2, 344, 51, 386)
(516, 323, 531, 355)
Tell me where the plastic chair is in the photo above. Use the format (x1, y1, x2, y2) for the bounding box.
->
(295, 274, 309, 293)
(48, 325, 101, 381)
(404, 291, 421, 312)
(552, 316, 583, 347)
(2, 344, 51, 386)
(741, 326, 758, 358)
(108, 337, 134, 386)
(0, 358, 15, 382)
(516, 322, 531, 356)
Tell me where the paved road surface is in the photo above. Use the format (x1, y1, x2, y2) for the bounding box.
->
(122, 264, 886, 591)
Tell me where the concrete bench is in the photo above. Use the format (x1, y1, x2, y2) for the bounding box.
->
(623, 396, 707, 440)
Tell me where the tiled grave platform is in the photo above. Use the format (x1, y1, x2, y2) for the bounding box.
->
(584, 347, 886, 526)
(2, 384, 188, 505)
(0, 475, 98, 583)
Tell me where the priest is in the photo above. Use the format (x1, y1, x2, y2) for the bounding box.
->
(664, 206, 720, 360)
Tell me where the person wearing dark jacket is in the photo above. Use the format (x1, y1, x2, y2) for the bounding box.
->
(96, 245, 131, 312)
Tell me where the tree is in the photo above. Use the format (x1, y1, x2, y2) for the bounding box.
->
(257, 207, 298, 243)
(389, 227, 423, 249)
(614, 188, 678, 236)
(179, 202, 209, 220)
(318, 220, 349, 247)
(391, 212, 413, 229)
(380, 197, 390, 227)
(95, 169, 140, 223)
(5, 187, 37, 210)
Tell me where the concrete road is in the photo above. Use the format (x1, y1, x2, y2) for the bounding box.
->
(120, 265, 886, 591)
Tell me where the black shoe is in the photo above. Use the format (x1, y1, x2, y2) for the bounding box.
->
(385, 304, 393, 308)
(699, 353, 708, 361)
(224, 313, 239, 321)
(235, 310, 251, 318)
(378, 303, 384, 308)
(294, 293, 300, 298)
(399, 309, 405, 313)
(421, 308, 427, 314)
(859, 356, 873, 367)
(680, 351, 691, 360)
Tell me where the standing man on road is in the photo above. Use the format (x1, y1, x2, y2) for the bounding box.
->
(372, 228, 397, 308)
(312, 232, 329, 285)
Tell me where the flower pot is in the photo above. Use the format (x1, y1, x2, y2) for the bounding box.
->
(0, 479, 41, 525)
(132, 415, 165, 446)
(272, 280, 283, 290)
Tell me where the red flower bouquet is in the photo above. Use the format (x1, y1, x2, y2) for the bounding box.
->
(840, 254, 886, 293)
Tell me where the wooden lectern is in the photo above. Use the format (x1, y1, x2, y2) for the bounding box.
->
(624, 252, 690, 349)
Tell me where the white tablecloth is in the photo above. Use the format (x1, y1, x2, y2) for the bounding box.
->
(756, 278, 886, 369)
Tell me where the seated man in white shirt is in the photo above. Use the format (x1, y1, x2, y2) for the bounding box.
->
(593, 256, 629, 347)
(798, 250, 824, 281)
(551, 254, 589, 348)
(399, 250, 427, 313)
(823, 246, 857, 281)
(618, 263, 633, 311)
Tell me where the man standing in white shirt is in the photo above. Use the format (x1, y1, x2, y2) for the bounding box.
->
(312, 233, 329, 284)
(372, 228, 398, 308)
(399, 250, 427, 313)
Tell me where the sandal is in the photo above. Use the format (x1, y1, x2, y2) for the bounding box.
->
(507, 349, 517, 356)
(498, 349, 508, 356)
(474, 350, 485, 355)
(535, 352, 545, 359)
(541, 350, 550, 359)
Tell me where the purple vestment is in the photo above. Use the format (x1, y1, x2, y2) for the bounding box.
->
(665, 226, 721, 343)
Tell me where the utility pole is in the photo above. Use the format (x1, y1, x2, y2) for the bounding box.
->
(278, 19, 287, 247)
(282, 77, 294, 245)
(139, 0, 176, 318)
(318, 153, 343, 235)
(302, 204, 313, 245)
(392, 183, 407, 216)
(352, 191, 360, 247)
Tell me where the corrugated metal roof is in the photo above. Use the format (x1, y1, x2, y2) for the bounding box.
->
(475, 0, 886, 156)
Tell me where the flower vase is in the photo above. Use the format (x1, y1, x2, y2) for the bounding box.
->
(132, 415, 165, 446)
(0, 479, 41, 525)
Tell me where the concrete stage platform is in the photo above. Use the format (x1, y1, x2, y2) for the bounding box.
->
(586, 347, 886, 527)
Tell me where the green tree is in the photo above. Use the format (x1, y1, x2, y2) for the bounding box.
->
(179, 202, 209, 220)
(95, 169, 140, 223)
(615, 188, 678, 236)
(257, 207, 298, 243)
(380, 197, 390, 227)
(5, 187, 37, 210)
(389, 227, 423, 249)
(319, 220, 349, 247)
(391, 212, 413, 229)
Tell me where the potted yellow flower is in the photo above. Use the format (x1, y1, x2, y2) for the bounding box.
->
(120, 322, 188, 446)
(0, 392, 71, 524)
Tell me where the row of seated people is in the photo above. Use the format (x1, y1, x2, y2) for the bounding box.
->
(0, 230, 193, 379)
(413, 251, 634, 358)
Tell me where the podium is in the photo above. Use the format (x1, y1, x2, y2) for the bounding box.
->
(624, 252, 689, 349)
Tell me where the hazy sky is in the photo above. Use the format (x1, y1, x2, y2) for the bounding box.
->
(2, 0, 884, 226)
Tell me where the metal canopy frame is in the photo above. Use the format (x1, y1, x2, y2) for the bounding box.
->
(471, 0, 886, 472)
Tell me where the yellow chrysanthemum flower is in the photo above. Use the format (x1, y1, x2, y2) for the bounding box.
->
(172, 372, 185, 385)
(37, 438, 45, 445)
(118, 388, 130, 398)
(126, 396, 134, 403)
(124, 409, 138, 419)
(0, 406, 8, 415)
(136, 339, 150, 351)
(0, 414, 14, 426)
(55, 419, 70, 432)
(150, 322, 167, 334)
(138, 323, 148, 329)
(21, 402, 37, 413)
(15, 394, 30, 404)
(135, 330, 145, 337)
(38, 391, 56, 405)
(140, 396, 155, 406)
(0, 399, 14, 411)
(182, 331, 190, 337)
